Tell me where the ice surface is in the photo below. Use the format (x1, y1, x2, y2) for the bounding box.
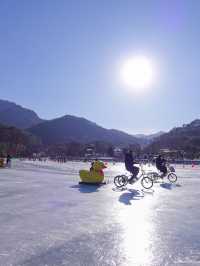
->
(0, 160, 200, 266)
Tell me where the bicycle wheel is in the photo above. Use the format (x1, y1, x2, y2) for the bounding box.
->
(141, 176, 153, 189)
(114, 175, 128, 188)
(168, 173, 177, 183)
(147, 173, 157, 182)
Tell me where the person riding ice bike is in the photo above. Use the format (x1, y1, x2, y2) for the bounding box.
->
(155, 155, 167, 179)
(124, 150, 139, 184)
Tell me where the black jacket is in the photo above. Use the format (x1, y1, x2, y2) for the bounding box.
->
(125, 153, 136, 168)
(156, 157, 165, 168)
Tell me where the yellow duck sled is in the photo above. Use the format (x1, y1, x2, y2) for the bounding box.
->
(0, 158, 4, 168)
(79, 160, 107, 184)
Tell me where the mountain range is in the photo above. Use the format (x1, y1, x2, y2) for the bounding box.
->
(28, 115, 141, 145)
(0, 99, 142, 146)
(1, 99, 200, 157)
(145, 119, 200, 157)
(0, 99, 43, 129)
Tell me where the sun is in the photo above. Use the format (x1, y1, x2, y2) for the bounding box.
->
(120, 56, 155, 92)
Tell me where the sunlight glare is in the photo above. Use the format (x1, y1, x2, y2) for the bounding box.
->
(120, 56, 155, 92)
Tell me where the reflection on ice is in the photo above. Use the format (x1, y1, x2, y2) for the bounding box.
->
(118, 197, 155, 265)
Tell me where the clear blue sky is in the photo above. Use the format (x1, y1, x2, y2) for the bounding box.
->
(0, 0, 199, 134)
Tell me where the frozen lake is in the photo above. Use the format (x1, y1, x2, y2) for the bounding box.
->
(0, 160, 200, 266)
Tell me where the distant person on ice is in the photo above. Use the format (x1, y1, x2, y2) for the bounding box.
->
(6, 154, 12, 168)
(90, 158, 98, 171)
(155, 154, 167, 178)
(90, 161, 94, 171)
(124, 150, 139, 183)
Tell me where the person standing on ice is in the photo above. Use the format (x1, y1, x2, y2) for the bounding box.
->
(6, 154, 12, 168)
(155, 154, 167, 178)
(124, 150, 139, 184)
(90, 158, 98, 171)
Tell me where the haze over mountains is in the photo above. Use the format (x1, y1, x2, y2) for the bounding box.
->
(135, 131, 165, 140)
(135, 131, 165, 147)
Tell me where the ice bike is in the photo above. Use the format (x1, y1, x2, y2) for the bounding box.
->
(147, 164, 177, 183)
(114, 165, 154, 189)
